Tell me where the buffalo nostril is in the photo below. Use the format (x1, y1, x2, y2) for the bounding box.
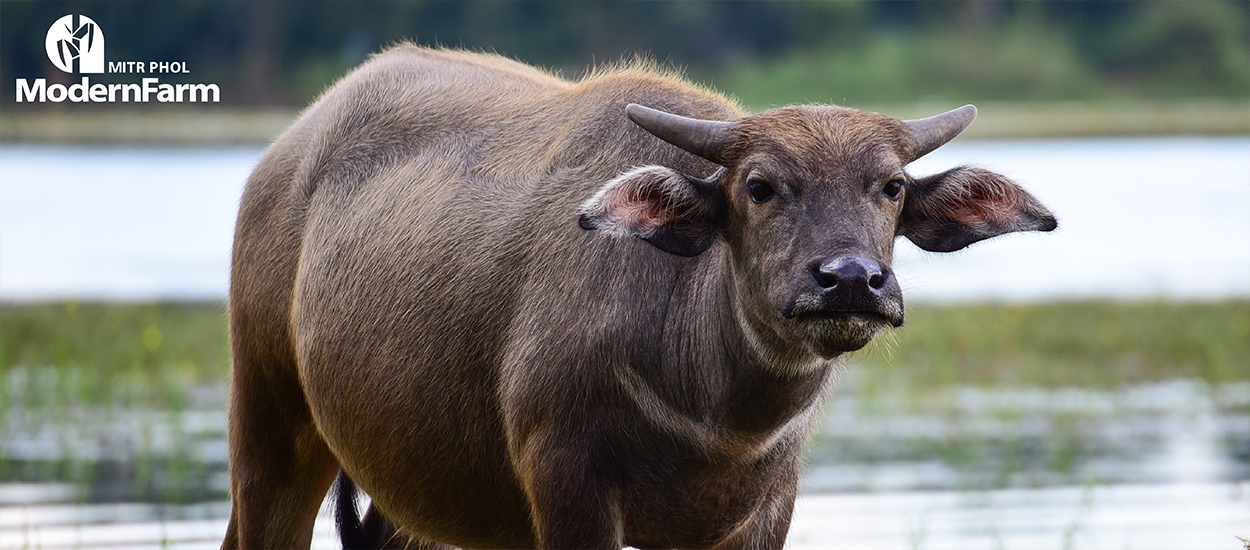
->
(809, 264, 839, 289)
(868, 271, 886, 290)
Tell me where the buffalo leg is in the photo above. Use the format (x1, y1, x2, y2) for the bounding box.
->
(222, 343, 339, 549)
(518, 438, 624, 549)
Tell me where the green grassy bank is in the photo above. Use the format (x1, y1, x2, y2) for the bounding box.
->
(2, 300, 1246, 406)
(1, 302, 229, 411)
(853, 301, 1250, 389)
(2, 99, 1247, 145)
(2, 300, 1246, 500)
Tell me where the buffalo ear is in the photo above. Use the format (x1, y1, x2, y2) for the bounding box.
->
(899, 166, 1057, 252)
(579, 166, 726, 257)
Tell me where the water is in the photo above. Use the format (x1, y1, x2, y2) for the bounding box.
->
(2, 371, 1247, 549)
(0, 147, 253, 301)
(788, 482, 1249, 549)
(899, 137, 1250, 301)
(6, 482, 1246, 549)
(2, 137, 1248, 301)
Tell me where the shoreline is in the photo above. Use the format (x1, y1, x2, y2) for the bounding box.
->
(1, 99, 1246, 145)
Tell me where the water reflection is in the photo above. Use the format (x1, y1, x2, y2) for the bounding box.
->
(806, 377, 1250, 492)
(2, 367, 1247, 549)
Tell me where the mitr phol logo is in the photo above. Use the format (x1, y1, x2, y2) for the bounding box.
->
(47, 14, 104, 73)
(16, 14, 220, 104)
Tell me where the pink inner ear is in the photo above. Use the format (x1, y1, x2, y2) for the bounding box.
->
(604, 181, 675, 231)
(947, 184, 1030, 228)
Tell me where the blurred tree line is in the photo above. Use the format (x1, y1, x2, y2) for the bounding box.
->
(2, 0, 1247, 108)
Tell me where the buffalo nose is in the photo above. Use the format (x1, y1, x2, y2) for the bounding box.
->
(810, 257, 889, 292)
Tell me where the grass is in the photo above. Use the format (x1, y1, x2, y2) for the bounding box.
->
(1, 302, 230, 503)
(2, 300, 1246, 404)
(0, 301, 229, 412)
(849, 300, 1250, 390)
(0, 109, 298, 145)
(3, 100, 1247, 146)
(1, 300, 1246, 499)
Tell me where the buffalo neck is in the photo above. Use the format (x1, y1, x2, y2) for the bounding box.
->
(649, 244, 838, 442)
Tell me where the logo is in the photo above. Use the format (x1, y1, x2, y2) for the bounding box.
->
(46, 14, 104, 73)
(18, 14, 220, 103)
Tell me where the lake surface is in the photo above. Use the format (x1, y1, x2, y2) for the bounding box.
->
(2, 137, 1248, 301)
(5, 482, 1247, 549)
(2, 373, 1247, 549)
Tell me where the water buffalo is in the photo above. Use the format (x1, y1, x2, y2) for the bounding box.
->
(222, 46, 1055, 549)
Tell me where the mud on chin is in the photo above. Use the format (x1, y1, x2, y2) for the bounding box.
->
(800, 313, 888, 357)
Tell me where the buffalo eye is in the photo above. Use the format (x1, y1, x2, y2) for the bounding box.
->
(746, 177, 775, 203)
(882, 179, 904, 201)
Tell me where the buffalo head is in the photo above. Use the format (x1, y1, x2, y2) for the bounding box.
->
(580, 103, 1056, 362)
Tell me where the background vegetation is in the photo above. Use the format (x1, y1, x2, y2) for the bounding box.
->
(3, 0, 1248, 109)
(1, 303, 231, 502)
(855, 301, 1250, 389)
(1, 302, 228, 411)
(3, 301, 1246, 408)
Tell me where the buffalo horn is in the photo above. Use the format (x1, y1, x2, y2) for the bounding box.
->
(626, 104, 737, 165)
(904, 104, 978, 161)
